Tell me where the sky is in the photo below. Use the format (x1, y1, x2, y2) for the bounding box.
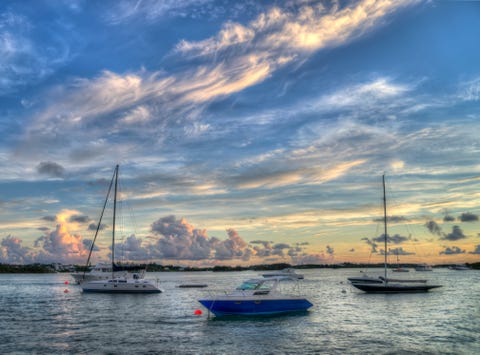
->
(1, 0, 480, 267)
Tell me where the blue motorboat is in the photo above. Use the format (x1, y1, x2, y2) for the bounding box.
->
(198, 277, 313, 316)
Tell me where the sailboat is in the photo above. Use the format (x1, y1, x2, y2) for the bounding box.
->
(81, 165, 161, 293)
(392, 250, 409, 272)
(350, 175, 441, 293)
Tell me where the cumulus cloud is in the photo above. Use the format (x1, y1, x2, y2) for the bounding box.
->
(0, 235, 34, 264)
(36, 161, 66, 178)
(440, 246, 466, 255)
(440, 225, 467, 241)
(34, 223, 90, 264)
(458, 212, 479, 222)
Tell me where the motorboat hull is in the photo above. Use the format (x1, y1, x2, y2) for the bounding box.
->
(198, 298, 313, 316)
(351, 283, 441, 293)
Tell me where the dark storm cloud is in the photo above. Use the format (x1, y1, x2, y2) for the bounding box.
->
(42, 215, 57, 222)
(440, 226, 467, 241)
(459, 212, 479, 222)
(36, 161, 65, 178)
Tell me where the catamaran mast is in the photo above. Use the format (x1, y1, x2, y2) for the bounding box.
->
(382, 174, 388, 281)
(83, 166, 116, 281)
(112, 164, 119, 279)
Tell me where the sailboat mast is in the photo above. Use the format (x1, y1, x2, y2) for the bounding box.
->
(112, 164, 119, 278)
(382, 174, 388, 281)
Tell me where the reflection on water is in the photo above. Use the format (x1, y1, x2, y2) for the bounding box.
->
(0, 269, 479, 354)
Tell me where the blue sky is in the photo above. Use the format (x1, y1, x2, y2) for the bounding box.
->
(1, 0, 480, 266)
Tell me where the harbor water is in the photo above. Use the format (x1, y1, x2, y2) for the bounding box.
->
(1, 268, 479, 354)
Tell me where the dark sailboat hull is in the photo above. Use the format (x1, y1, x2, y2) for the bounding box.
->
(352, 283, 441, 293)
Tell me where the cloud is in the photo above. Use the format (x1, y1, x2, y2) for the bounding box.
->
(0, 10, 72, 95)
(443, 215, 455, 222)
(105, 0, 218, 24)
(440, 225, 467, 241)
(69, 214, 90, 223)
(458, 212, 479, 222)
(470, 245, 480, 255)
(387, 247, 415, 256)
(440, 246, 466, 255)
(372, 233, 410, 244)
(326, 245, 334, 256)
(34, 223, 90, 264)
(149, 215, 254, 261)
(0, 235, 34, 264)
(36, 161, 65, 178)
(88, 223, 107, 231)
(361, 237, 378, 253)
(374, 215, 410, 224)
(20, 0, 419, 163)
(425, 220, 443, 236)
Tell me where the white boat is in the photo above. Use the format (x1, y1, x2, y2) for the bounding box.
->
(262, 268, 304, 279)
(71, 262, 145, 284)
(349, 175, 441, 293)
(414, 264, 433, 272)
(81, 165, 161, 294)
(448, 264, 471, 270)
(198, 276, 312, 316)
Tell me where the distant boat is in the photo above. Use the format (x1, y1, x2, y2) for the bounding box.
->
(198, 276, 312, 316)
(349, 175, 441, 293)
(262, 268, 304, 279)
(391, 247, 409, 272)
(81, 165, 161, 294)
(448, 264, 471, 270)
(71, 262, 146, 285)
(414, 264, 433, 272)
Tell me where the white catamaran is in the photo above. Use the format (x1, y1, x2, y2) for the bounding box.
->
(81, 165, 161, 293)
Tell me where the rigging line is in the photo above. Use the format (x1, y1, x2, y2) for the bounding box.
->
(83, 166, 116, 280)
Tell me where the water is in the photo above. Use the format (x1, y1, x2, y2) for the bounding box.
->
(1, 268, 479, 354)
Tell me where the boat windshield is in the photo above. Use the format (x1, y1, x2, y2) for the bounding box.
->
(236, 280, 273, 290)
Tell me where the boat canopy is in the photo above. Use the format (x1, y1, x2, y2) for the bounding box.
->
(112, 263, 146, 272)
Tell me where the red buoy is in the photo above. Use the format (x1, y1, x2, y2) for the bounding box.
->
(64, 281, 69, 285)
(194, 309, 202, 315)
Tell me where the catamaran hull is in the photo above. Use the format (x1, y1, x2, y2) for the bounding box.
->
(81, 281, 162, 293)
(198, 298, 313, 316)
(351, 283, 441, 293)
